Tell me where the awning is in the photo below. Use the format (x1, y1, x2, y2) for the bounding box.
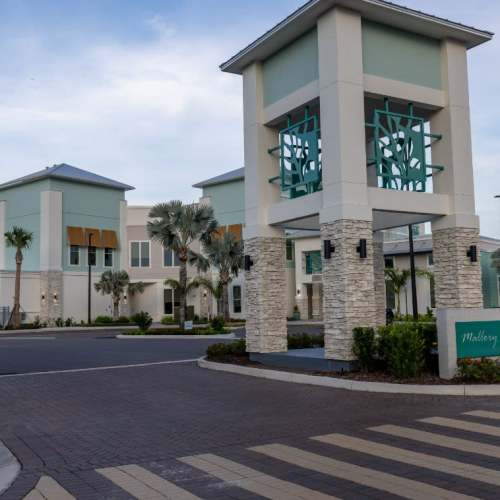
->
(84, 228, 102, 247)
(101, 230, 118, 249)
(67, 226, 86, 246)
(227, 224, 242, 241)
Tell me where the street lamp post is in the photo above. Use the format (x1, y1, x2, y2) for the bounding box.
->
(88, 233, 93, 325)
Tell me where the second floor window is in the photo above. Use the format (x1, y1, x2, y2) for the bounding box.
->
(286, 240, 294, 261)
(130, 241, 150, 267)
(233, 285, 242, 313)
(305, 251, 322, 275)
(163, 248, 180, 267)
(88, 246, 97, 266)
(104, 248, 113, 267)
(69, 245, 80, 266)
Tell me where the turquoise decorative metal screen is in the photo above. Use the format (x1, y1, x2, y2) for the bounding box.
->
(305, 250, 322, 275)
(366, 99, 443, 192)
(269, 108, 322, 199)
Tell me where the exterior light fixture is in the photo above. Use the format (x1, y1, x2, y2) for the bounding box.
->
(53, 293, 58, 303)
(323, 240, 334, 259)
(296, 289, 301, 296)
(41, 293, 46, 302)
(244, 255, 254, 271)
(123, 294, 128, 304)
(357, 239, 367, 259)
(466, 245, 478, 262)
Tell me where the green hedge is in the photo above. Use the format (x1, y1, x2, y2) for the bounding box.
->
(206, 340, 246, 360)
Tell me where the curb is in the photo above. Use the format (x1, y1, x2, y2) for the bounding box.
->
(117, 333, 235, 340)
(0, 440, 20, 496)
(198, 357, 500, 396)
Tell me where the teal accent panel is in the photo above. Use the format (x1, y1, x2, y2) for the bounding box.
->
(305, 250, 322, 274)
(262, 29, 318, 107)
(0, 181, 50, 272)
(362, 21, 442, 90)
(456, 321, 500, 358)
(203, 180, 245, 226)
(481, 251, 499, 308)
(48, 180, 124, 272)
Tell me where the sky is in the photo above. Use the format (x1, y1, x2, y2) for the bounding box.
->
(0, 0, 498, 237)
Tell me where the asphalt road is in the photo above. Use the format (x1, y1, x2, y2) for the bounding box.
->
(0, 329, 498, 499)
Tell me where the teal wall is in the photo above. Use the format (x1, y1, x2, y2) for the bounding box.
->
(362, 21, 442, 90)
(262, 29, 318, 107)
(49, 180, 124, 272)
(481, 251, 499, 308)
(0, 180, 50, 271)
(203, 180, 245, 226)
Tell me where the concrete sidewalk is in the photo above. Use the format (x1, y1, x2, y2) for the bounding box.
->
(0, 440, 20, 496)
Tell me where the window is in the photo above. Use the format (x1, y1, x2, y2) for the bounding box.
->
(104, 248, 113, 267)
(286, 240, 294, 261)
(430, 277, 436, 309)
(88, 246, 97, 266)
(385, 257, 394, 269)
(305, 251, 322, 275)
(164, 288, 180, 315)
(163, 248, 180, 267)
(69, 245, 80, 266)
(427, 253, 434, 266)
(233, 285, 242, 313)
(130, 241, 150, 267)
(386, 282, 396, 310)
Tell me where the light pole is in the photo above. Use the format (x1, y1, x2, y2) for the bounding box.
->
(87, 233, 93, 325)
(408, 224, 418, 320)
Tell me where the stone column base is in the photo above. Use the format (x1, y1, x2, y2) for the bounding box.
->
(432, 226, 483, 308)
(40, 271, 63, 325)
(245, 236, 287, 353)
(321, 220, 376, 360)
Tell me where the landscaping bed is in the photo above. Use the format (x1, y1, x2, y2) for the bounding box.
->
(124, 327, 230, 336)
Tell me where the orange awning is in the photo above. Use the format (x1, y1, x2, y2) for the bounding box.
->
(227, 224, 243, 241)
(67, 226, 85, 246)
(84, 228, 102, 248)
(101, 230, 118, 249)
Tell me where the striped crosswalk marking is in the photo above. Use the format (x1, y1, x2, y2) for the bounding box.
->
(313, 433, 500, 487)
(251, 443, 478, 500)
(96, 464, 201, 499)
(23, 476, 75, 500)
(421, 416, 500, 437)
(370, 424, 500, 459)
(464, 410, 500, 421)
(180, 453, 338, 500)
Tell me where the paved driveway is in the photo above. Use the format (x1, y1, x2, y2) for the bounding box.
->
(0, 330, 499, 499)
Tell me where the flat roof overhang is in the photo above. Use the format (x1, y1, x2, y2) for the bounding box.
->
(221, 0, 493, 75)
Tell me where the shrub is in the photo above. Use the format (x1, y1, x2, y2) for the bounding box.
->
(65, 317, 74, 327)
(352, 327, 376, 372)
(160, 316, 176, 325)
(458, 358, 500, 383)
(131, 311, 153, 331)
(117, 316, 130, 324)
(94, 315, 113, 324)
(288, 333, 324, 349)
(206, 339, 246, 360)
(55, 317, 64, 327)
(210, 316, 225, 332)
(386, 323, 425, 379)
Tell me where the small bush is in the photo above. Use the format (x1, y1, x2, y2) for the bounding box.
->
(65, 317, 74, 327)
(458, 358, 500, 383)
(131, 311, 153, 331)
(387, 323, 425, 379)
(288, 333, 324, 349)
(117, 316, 130, 324)
(206, 339, 246, 360)
(55, 317, 64, 327)
(210, 316, 225, 332)
(160, 316, 176, 325)
(94, 315, 113, 324)
(352, 327, 376, 372)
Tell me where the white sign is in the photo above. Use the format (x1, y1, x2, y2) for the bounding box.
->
(184, 320, 193, 330)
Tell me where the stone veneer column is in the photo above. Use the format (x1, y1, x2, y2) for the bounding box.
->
(245, 236, 287, 353)
(373, 232, 386, 326)
(40, 271, 63, 324)
(322, 220, 376, 360)
(432, 227, 482, 308)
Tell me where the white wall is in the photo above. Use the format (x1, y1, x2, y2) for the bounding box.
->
(0, 271, 41, 322)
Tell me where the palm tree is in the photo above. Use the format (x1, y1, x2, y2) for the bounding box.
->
(202, 232, 243, 321)
(94, 270, 145, 320)
(4, 226, 33, 329)
(384, 268, 410, 316)
(147, 201, 217, 328)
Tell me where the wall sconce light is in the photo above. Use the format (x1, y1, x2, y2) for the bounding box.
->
(53, 292, 58, 303)
(203, 290, 208, 298)
(356, 239, 367, 259)
(323, 240, 334, 259)
(41, 293, 46, 302)
(296, 289, 301, 296)
(466, 245, 478, 262)
(123, 294, 128, 304)
(244, 255, 254, 271)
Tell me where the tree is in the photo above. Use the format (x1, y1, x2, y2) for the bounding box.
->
(384, 268, 410, 316)
(147, 201, 217, 328)
(202, 232, 243, 321)
(94, 270, 145, 320)
(4, 226, 33, 329)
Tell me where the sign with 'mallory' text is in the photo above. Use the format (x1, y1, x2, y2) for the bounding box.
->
(456, 321, 500, 358)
